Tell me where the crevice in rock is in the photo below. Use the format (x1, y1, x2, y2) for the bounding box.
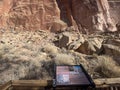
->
(56, 0, 73, 26)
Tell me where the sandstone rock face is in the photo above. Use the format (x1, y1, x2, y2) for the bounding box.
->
(109, 1, 120, 30)
(0, 0, 118, 33)
(0, 0, 61, 31)
(72, 0, 98, 33)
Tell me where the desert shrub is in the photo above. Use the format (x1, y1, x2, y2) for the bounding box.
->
(42, 44, 59, 54)
(0, 29, 57, 84)
(0, 45, 50, 84)
(0, 56, 53, 84)
(54, 53, 75, 65)
(95, 55, 120, 78)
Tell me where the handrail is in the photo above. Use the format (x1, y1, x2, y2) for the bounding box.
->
(94, 78, 120, 87)
(0, 80, 12, 90)
(0, 78, 120, 90)
(12, 80, 52, 87)
(108, 0, 120, 2)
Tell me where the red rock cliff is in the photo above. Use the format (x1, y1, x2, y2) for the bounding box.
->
(0, 0, 117, 33)
(0, 0, 61, 31)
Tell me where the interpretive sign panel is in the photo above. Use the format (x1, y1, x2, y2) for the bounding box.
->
(54, 65, 95, 88)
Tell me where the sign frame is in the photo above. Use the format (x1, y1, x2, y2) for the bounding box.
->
(53, 64, 95, 88)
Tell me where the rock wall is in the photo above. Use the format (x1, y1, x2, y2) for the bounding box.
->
(0, 0, 118, 33)
(72, 0, 98, 33)
(0, 0, 61, 31)
(109, 1, 120, 26)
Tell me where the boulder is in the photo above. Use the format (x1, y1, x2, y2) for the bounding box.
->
(68, 35, 85, 50)
(58, 32, 72, 48)
(76, 37, 103, 55)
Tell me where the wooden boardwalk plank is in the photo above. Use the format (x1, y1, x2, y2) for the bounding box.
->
(0, 78, 120, 90)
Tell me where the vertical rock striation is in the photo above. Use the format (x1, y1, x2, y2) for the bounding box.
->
(0, 0, 61, 31)
(109, 0, 120, 30)
(0, 0, 118, 33)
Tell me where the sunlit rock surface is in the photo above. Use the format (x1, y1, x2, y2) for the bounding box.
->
(0, 0, 118, 33)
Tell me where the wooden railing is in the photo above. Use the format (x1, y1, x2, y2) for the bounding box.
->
(108, 0, 120, 2)
(0, 78, 120, 90)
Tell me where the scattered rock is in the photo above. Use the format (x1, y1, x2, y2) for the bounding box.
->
(58, 32, 72, 48)
(54, 31, 79, 48)
(70, 37, 103, 55)
(0, 41, 5, 44)
(68, 37, 85, 50)
(0, 29, 120, 84)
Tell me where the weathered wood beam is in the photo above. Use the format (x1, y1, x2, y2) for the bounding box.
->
(12, 80, 52, 87)
(0, 80, 12, 90)
(109, 1, 120, 2)
(1, 78, 120, 90)
(12, 78, 120, 87)
(108, 0, 120, 2)
(94, 78, 120, 87)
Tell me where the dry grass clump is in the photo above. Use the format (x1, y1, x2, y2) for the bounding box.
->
(0, 30, 55, 84)
(42, 44, 59, 54)
(0, 51, 52, 84)
(54, 53, 75, 65)
(70, 51, 89, 64)
(95, 55, 120, 78)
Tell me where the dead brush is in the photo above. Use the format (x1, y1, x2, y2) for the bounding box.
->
(54, 53, 75, 65)
(95, 55, 120, 78)
(42, 44, 59, 54)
